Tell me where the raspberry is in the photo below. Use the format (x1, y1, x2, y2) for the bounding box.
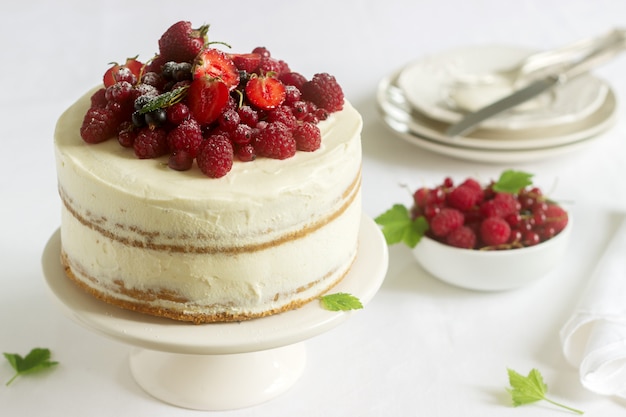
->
(430, 208, 464, 238)
(480, 217, 511, 247)
(413, 187, 446, 208)
(117, 121, 136, 148)
(254, 122, 296, 159)
(447, 185, 478, 211)
(480, 193, 518, 218)
(167, 118, 203, 157)
(494, 192, 519, 215)
(301, 73, 344, 112)
(460, 178, 484, 202)
(90, 88, 108, 108)
(267, 106, 297, 129)
(279, 72, 307, 89)
(196, 135, 234, 178)
(80, 107, 118, 144)
(133, 128, 169, 159)
(293, 122, 321, 152)
(446, 226, 477, 249)
(259, 57, 286, 74)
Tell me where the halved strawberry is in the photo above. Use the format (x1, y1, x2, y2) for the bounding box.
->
(245, 75, 286, 110)
(187, 77, 230, 125)
(193, 49, 240, 90)
(103, 57, 143, 87)
(229, 52, 262, 73)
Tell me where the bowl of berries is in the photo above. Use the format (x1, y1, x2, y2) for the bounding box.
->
(375, 170, 571, 291)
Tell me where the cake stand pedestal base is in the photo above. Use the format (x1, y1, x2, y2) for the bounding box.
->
(42, 215, 388, 411)
(129, 343, 306, 410)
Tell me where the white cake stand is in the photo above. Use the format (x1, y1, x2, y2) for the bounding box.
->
(42, 215, 388, 411)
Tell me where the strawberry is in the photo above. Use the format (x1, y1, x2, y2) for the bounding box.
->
(187, 77, 230, 125)
(158, 21, 209, 63)
(229, 52, 262, 73)
(103, 57, 143, 87)
(245, 75, 286, 110)
(193, 48, 240, 90)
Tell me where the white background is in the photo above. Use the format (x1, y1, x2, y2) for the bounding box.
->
(2, 0, 626, 415)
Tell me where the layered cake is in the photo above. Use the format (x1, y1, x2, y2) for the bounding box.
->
(54, 22, 363, 323)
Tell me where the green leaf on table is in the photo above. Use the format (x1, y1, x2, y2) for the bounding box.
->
(320, 293, 363, 311)
(4, 348, 59, 386)
(492, 170, 534, 194)
(506, 368, 584, 414)
(374, 204, 429, 248)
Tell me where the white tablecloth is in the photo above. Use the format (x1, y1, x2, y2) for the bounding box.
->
(2, 1, 626, 415)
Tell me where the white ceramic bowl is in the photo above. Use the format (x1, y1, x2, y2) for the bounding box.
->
(412, 217, 572, 291)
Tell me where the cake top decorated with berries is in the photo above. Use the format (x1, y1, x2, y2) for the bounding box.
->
(79, 21, 347, 178)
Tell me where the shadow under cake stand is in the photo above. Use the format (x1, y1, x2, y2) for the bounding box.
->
(42, 215, 388, 411)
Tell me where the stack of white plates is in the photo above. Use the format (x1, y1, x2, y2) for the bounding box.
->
(377, 45, 617, 163)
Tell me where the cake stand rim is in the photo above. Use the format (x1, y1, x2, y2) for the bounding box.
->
(41, 214, 388, 355)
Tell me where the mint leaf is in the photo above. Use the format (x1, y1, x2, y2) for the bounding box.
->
(138, 85, 189, 114)
(320, 293, 363, 311)
(4, 348, 59, 386)
(492, 170, 533, 194)
(375, 204, 429, 248)
(506, 368, 583, 414)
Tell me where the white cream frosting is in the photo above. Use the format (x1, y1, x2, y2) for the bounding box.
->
(54, 88, 363, 322)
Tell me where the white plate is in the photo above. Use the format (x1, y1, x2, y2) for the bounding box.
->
(397, 45, 608, 130)
(380, 113, 609, 164)
(377, 72, 617, 151)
